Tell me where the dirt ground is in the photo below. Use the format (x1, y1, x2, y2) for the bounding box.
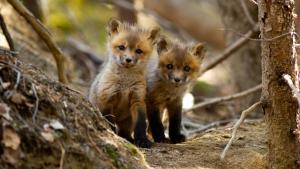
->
(142, 120, 267, 169)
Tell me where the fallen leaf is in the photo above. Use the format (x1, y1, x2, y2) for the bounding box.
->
(0, 103, 12, 121)
(50, 120, 65, 130)
(41, 132, 54, 143)
(10, 92, 26, 104)
(2, 82, 11, 89)
(2, 126, 21, 150)
(2, 148, 21, 167)
(25, 102, 34, 108)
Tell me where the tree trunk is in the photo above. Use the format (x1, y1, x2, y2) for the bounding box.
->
(258, 0, 299, 168)
(295, 1, 300, 33)
(217, 0, 262, 113)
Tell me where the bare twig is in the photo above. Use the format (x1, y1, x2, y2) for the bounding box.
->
(240, 0, 256, 26)
(13, 70, 21, 90)
(31, 83, 39, 123)
(283, 74, 300, 105)
(0, 47, 17, 56)
(7, 0, 67, 83)
(0, 14, 16, 55)
(182, 117, 204, 128)
(59, 142, 65, 169)
(186, 119, 236, 137)
(201, 27, 258, 74)
(84, 119, 104, 156)
(220, 101, 261, 160)
(248, 0, 258, 5)
(219, 28, 294, 42)
(184, 84, 262, 113)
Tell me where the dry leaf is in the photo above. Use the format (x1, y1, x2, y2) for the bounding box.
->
(10, 92, 26, 104)
(0, 103, 12, 121)
(41, 132, 54, 143)
(50, 120, 65, 130)
(2, 126, 21, 150)
(2, 148, 21, 167)
(2, 82, 11, 89)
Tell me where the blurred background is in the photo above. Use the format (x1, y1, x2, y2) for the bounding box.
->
(1, 0, 300, 131)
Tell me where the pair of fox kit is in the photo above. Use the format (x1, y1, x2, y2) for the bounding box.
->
(89, 19, 204, 148)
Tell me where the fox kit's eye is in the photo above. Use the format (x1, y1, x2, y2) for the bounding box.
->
(183, 66, 190, 72)
(166, 64, 173, 69)
(118, 45, 125, 50)
(135, 49, 143, 54)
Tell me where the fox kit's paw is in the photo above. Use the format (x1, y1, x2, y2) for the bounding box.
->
(134, 138, 153, 148)
(170, 134, 186, 144)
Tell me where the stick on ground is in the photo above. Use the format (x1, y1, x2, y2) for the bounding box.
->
(7, 0, 67, 83)
(184, 84, 261, 113)
(220, 101, 261, 160)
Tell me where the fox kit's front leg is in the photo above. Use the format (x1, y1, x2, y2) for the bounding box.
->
(147, 103, 168, 143)
(167, 99, 186, 144)
(131, 91, 153, 148)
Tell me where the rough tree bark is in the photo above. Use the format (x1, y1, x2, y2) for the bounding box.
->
(295, 1, 300, 33)
(258, 0, 300, 168)
(217, 0, 261, 113)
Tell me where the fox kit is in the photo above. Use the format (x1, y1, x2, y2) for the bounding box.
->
(146, 38, 204, 143)
(89, 19, 159, 148)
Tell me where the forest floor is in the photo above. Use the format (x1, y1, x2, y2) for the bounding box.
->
(142, 120, 267, 169)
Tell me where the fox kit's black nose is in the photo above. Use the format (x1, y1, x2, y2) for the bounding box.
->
(126, 58, 132, 63)
(174, 78, 181, 83)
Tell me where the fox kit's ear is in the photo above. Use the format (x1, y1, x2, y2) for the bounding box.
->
(191, 43, 205, 61)
(148, 27, 160, 42)
(107, 18, 121, 36)
(156, 37, 168, 54)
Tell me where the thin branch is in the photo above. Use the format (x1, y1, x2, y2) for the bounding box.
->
(220, 101, 261, 160)
(184, 84, 262, 113)
(13, 70, 21, 90)
(0, 14, 16, 56)
(240, 0, 256, 26)
(184, 119, 235, 137)
(201, 26, 258, 74)
(31, 83, 39, 123)
(7, 0, 67, 83)
(0, 47, 17, 57)
(59, 142, 65, 169)
(248, 0, 258, 5)
(283, 74, 300, 105)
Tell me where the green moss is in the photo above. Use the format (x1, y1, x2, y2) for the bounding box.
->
(125, 143, 139, 157)
(104, 144, 122, 168)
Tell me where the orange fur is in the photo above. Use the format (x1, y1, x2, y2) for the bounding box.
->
(89, 19, 159, 147)
(146, 38, 204, 143)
